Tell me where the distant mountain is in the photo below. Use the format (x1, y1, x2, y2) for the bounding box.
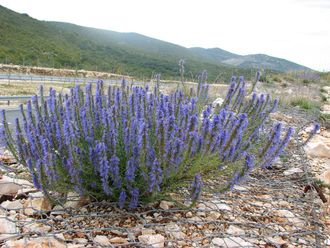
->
(0, 5, 311, 81)
(221, 54, 310, 72)
(189, 47, 241, 62)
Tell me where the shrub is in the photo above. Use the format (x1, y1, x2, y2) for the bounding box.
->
(272, 76, 281, 83)
(302, 79, 310, 85)
(1, 77, 293, 208)
(290, 97, 320, 110)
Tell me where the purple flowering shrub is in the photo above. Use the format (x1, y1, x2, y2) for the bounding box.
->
(1, 77, 293, 208)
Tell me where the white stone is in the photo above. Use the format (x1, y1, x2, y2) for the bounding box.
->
(1, 200, 23, 210)
(93, 235, 110, 246)
(109, 237, 128, 244)
(274, 209, 295, 218)
(22, 222, 52, 233)
(212, 237, 254, 247)
(164, 223, 186, 240)
(0, 176, 31, 195)
(283, 168, 304, 176)
(73, 238, 88, 244)
(159, 200, 174, 210)
(226, 225, 245, 236)
(0, 216, 17, 239)
(212, 98, 224, 108)
(141, 228, 156, 235)
(4, 237, 66, 248)
(232, 185, 248, 191)
(273, 209, 304, 226)
(24, 193, 52, 216)
(201, 201, 232, 211)
(322, 104, 330, 114)
(207, 211, 221, 220)
(51, 205, 65, 215)
(318, 170, 330, 185)
(216, 203, 232, 211)
(305, 135, 330, 159)
(64, 192, 89, 208)
(138, 234, 165, 248)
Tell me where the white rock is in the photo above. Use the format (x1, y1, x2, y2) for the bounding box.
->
(212, 98, 224, 108)
(4, 237, 66, 248)
(164, 223, 186, 240)
(1, 200, 23, 210)
(283, 168, 304, 176)
(305, 135, 330, 159)
(141, 228, 156, 235)
(321, 104, 330, 114)
(93, 235, 110, 246)
(73, 238, 88, 244)
(212, 237, 254, 247)
(267, 237, 287, 246)
(17, 187, 38, 195)
(24, 193, 52, 216)
(64, 192, 89, 208)
(273, 209, 304, 226)
(0, 175, 32, 195)
(201, 201, 232, 211)
(207, 211, 221, 220)
(51, 205, 65, 215)
(232, 185, 248, 191)
(22, 222, 51, 233)
(216, 203, 232, 211)
(318, 170, 330, 185)
(138, 234, 165, 248)
(185, 212, 193, 218)
(274, 209, 295, 218)
(0, 216, 17, 239)
(159, 200, 174, 210)
(226, 225, 245, 236)
(109, 237, 128, 244)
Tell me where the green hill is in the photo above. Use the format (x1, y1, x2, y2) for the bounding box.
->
(0, 5, 311, 81)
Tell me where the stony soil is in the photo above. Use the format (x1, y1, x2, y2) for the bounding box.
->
(0, 78, 329, 247)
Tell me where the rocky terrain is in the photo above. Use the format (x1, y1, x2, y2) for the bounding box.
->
(0, 78, 329, 247)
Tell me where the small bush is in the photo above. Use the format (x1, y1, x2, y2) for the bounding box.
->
(321, 94, 327, 102)
(1, 77, 293, 208)
(290, 98, 319, 110)
(319, 113, 330, 128)
(272, 76, 281, 83)
(320, 88, 327, 94)
(259, 74, 271, 83)
(302, 79, 310, 85)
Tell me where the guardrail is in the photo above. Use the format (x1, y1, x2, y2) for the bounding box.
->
(0, 73, 125, 85)
(0, 96, 34, 106)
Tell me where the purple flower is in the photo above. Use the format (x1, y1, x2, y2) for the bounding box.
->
(148, 159, 163, 193)
(119, 190, 127, 209)
(129, 188, 139, 209)
(190, 173, 203, 202)
(27, 158, 41, 190)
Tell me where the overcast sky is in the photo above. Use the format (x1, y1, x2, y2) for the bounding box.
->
(1, 0, 329, 71)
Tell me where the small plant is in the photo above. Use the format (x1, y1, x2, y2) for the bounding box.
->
(302, 79, 310, 85)
(1, 75, 293, 208)
(290, 97, 320, 111)
(321, 94, 327, 102)
(272, 76, 281, 83)
(319, 113, 330, 128)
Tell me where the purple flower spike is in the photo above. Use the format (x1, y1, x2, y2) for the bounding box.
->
(190, 173, 203, 202)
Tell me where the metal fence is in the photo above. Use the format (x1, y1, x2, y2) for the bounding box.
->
(0, 73, 124, 85)
(0, 106, 328, 247)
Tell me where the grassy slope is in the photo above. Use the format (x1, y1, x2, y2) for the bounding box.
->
(0, 5, 310, 80)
